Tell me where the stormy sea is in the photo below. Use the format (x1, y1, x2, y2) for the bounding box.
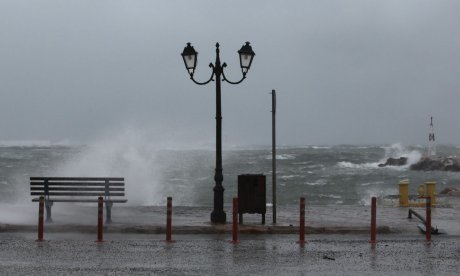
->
(1, 142, 460, 207)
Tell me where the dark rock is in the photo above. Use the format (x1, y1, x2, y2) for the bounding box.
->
(440, 187, 460, 195)
(410, 157, 460, 172)
(378, 157, 408, 167)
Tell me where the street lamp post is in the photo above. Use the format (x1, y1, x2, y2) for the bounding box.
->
(181, 42, 255, 224)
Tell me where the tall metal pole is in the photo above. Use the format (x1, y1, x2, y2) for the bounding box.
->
(182, 42, 254, 224)
(428, 116, 436, 157)
(211, 43, 226, 223)
(271, 89, 277, 224)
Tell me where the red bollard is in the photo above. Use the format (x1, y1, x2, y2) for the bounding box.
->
(426, 196, 431, 243)
(369, 197, 377, 244)
(297, 197, 306, 245)
(230, 197, 239, 244)
(96, 196, 104, 243)
(36, 196, 44, 242)
(165, 197, 175, 243)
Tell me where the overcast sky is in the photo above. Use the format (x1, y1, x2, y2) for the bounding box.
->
(1, 0, 459, 147)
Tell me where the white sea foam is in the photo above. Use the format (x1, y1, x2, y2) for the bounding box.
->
(51, 126, 201, 206)
(381, 143, 422, 167)
(275, 154, 296, 160)
(337, 161, 380, 169)
(338, 143, 422, 170)
(304, 179, 327, 186)
(265, 154, 296, 160)
(318, 194, 342, 199)
(361, 181, 384, 186)
(307, 164, 324, 169)
(292, 161, 309, 165)
(311, 146, 331, 150)
(359, 186, 398, 206)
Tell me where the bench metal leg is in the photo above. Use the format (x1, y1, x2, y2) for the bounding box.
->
(239, 213, 243, 225)
(262, 213, 265, 225)
(45, 201, 53, 223)
(105, 201, 113, 224)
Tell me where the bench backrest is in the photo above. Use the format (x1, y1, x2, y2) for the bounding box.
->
(30, 177, 125, 200)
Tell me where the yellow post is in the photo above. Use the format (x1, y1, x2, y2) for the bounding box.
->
(417, 184, 425, 197)
(399, 180, 409, 207)
(425, 181, 436, 205)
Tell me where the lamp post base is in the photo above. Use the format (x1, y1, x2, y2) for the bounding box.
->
(211, 210, 226, 224)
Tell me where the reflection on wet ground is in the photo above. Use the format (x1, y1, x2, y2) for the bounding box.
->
(0, 234, 459, 275)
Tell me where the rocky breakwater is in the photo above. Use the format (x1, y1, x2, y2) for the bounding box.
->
(410, 156, 460, 171)
(378, 157, 408, 167)
(378, 156, 460, 171)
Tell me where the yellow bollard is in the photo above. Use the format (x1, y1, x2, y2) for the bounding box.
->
(425, 181, 436, 205)
(399, 180, 409, 207)
(417, 184, 425, 197)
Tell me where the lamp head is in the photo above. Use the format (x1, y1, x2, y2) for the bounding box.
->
(181, 42, 198, 75)
(238, 42, 255, 75)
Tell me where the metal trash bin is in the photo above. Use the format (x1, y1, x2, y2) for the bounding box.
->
(238, 174, 266, 224)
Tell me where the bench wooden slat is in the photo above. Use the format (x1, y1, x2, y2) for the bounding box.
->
(31, 198, 128, 203)
(31, 192, 125, 197)
(30, 176, 127, 223)
(30, 187, 124, 192)
(30, 177, 124, 181)
(30, 182, 124, 186)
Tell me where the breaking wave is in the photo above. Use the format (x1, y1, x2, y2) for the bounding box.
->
(265, 154, 297, 160)
(380, 143, 422, 167)
(337, 161, 380, 169)
(337, 143, 422, 170)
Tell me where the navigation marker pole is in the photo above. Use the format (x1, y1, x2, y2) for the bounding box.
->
(271, 89, 277, 224)
(428, 116, 436, 157)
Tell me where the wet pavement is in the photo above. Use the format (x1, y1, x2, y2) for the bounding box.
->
(0, 233, 459, 275)
(1, 198, 460, 275)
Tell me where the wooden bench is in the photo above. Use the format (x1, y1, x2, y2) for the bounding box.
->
(30, 177, 127, 223)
